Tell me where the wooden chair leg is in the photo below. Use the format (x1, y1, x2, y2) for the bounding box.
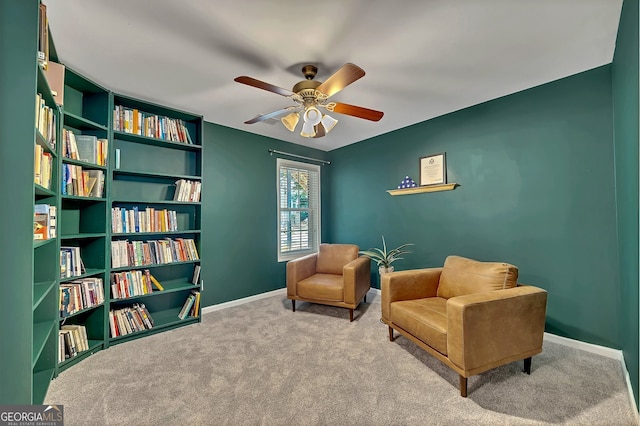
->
(523, 357, 532, 374)
(349, 309, 354, 322)
(459, 375, 468, 397)
(388, 326, 395, 342)
(292, 300, 295, 312)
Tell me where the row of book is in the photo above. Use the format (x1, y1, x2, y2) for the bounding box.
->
(113, 105, 194, 144)
(60, 246, 85, 279)
(34, 144, 53, 189)
(109, 303, 154, 338)
(59, 324, 88, 363)
(110, 269, 164, 300)
(34, 204, 56, 240)
(36, 92, 56, 146)
(110, 238, 199, 269)
(178, 290, 201, 320)
(60, 277, 105, 318)
(174, 179, 201, 202)
(111, 207, 179, 234)
(62, 129, 108, 166)
(62, 164, 104, 198)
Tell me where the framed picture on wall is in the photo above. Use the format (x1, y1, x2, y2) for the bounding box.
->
(419, 153, 447, 186)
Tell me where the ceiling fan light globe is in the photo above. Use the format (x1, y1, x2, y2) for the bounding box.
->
(303, 106, 322, 126)
(300, 122, 316, 138)
(321, 114, 338, 133)
(281, 112, 300, 132)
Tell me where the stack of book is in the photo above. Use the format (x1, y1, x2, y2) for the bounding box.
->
(173, 179, 201, 202)
(59, 277, 104, 317)
(113, 105, 193, 144)
(60, 246, 85, 278)
(109, 303, 154, 338)
(110, 269, 165, 299)
(62, 129, 108, 166)
(35, 92, 56, 145)
(111, 207, 179, 234)
(178, 290, 200, 320)
(62, 164, 104, 197)
(110, 238, 199, 268)
(34, 144, 53, 189)
(59, 324, 88, 362)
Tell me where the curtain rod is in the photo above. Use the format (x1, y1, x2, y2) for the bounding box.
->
(268, 149, 331, 165)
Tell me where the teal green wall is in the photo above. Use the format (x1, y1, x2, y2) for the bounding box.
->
(329, 66, 620, 349)
(612, 0, 639, 408)
(200, 123, 330, 306)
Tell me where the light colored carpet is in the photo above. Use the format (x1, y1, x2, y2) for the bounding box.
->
(46, 291, 638, 425)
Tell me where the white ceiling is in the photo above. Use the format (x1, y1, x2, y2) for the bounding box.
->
(46, 0, 622, 152)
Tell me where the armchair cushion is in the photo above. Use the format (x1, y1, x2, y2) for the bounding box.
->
(391, 297, 448, 355)
(297, 273, 344, 301)
(316, 244, 359, 275)
(437, 255, 518, 299)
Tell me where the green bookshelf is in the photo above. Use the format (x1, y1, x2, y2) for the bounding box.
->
(109, 94, 203, 345)
(0, 1, 203, 402)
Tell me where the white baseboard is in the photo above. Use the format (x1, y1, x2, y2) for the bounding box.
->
(201, 286, 638, 415)
(201, 288, 286, 315)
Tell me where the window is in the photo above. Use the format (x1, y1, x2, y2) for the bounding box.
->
(277, 158, 320, 262)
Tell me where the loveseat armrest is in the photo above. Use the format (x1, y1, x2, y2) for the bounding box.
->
(286, 253, 318, 298)
(343, 256, 371, 304)
(381, 268, 443, 323)
(446, 285, 547, 374)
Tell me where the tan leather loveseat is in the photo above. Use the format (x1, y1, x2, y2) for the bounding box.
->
(382, 255, 547, 396)
(287, 243, 371, 321)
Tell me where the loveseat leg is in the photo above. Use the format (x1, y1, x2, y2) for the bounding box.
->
(459, 375, 468, 397)
(523, 357, 531, 374)
(292, 300, 295, 312)
(388, 326, 395, 342)
(349, 309, 354, 322)
(364, 294, 367, 303)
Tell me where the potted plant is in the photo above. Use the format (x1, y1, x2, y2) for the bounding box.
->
(359, 236, 414, 275)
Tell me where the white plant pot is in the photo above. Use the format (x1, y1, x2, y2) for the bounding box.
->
(379, 266, 394, 275)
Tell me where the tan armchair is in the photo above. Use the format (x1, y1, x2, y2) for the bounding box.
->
(287, 244, 371, 321)
(382, 255, 547, 397)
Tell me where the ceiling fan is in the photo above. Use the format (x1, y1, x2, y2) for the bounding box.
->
(234, 63, 384, 138)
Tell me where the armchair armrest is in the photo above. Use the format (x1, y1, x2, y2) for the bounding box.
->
(446, 285, 547, 373)
(286, 253, 318, 298)
(343, 256, 371, 304)
(381, 268, 442, 322)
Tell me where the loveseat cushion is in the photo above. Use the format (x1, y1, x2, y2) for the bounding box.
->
(315, 244, 359, 275)
(297, 273, 344, 301)
(391, 297, 448, 355)
(437, 255, 518, 299)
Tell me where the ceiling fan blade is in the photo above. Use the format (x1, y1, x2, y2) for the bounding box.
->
(244, 106, 299, 124)
(331, 102, 384, 122)
(313, 124, 326, 138)
(234, 76, 295, 97)
(316, 63, 365, 98)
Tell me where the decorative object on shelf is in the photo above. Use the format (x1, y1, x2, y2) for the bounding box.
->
(234, 63, 384, 139)
(387, 183, 458, 196)
(420, 152, 447, 186)
(397, 176, 417, 189)
(359, 236, 414, 275)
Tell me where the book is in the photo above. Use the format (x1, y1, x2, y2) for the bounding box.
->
(74, 134, 98, 164)
(149, 273, 164, 291)
(191, 265, 201, 285)
(33, 204, 50, 240)
(178, 294, 196, 320)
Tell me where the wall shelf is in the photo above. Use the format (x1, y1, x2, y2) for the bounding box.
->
(386, 183, 458, 196)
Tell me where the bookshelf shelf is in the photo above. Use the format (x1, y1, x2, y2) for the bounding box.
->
(33, 238, 56, 249)
(61, 232, 106, 240)
(108, 308, 198, 344)
(61, 195, 106, 202)
(60, 302, 104, 320)
(32, 320, 56, 367)
(63, 111, 107, 131)
(62, 157, 107, 170)
(35, 130, 56, 155)
(35, 183, 56, 197)
(111, 199, 201, 206)
(113, 281, 200, 302)
(113, 169, 202, 181)
(112, 230, 201, 237)
(114, 131, 202, 151)
(60, 268, 106, 283)
(110, 260, 200, 273)
(33, 280, 57, 310)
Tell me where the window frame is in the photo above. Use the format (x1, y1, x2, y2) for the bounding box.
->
(276, 158, 321, 262)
